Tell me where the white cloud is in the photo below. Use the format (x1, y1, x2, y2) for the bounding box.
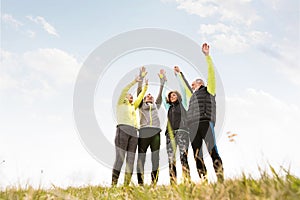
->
(198, 23, 271, 53)
(162, 1, 268, 53)
(176, 0, 219, 18)
(0, 48, 81, 100)
(163, 0, 299, 60)
(165, 0, 259, 26)
(23, 48, 80, 84)
(223, 88, 300, 176)
(1, 13, 23, 29)
(27, 16, 59, 37)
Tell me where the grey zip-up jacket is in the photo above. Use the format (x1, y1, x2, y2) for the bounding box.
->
(139, 100, 162, 128)
(137, 78, 164, 129)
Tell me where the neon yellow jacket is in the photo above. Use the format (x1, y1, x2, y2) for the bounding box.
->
(116, 80, 148, 128)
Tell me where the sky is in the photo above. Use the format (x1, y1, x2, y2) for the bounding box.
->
(0, 0, 300, 188)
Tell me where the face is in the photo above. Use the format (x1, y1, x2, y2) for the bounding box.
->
(144, 93, 154, 103)
(126, 94, 133, 103)
(191, 81, 197, 91)
(169, 92, 178, 103)
(191, 80, 202, 91)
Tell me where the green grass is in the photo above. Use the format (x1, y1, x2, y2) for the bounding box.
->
(1, 168, 299, 200)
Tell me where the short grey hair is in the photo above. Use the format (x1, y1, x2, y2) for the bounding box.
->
(195, 78, 204, 85)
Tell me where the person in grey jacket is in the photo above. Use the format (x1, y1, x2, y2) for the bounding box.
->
(136, 67, 166, 185)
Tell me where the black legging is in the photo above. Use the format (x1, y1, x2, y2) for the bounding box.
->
(189, 120, 224, 182)
(136, 127, 161, 185)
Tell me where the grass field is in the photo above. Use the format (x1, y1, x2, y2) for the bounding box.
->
(1, 166, 299, 200)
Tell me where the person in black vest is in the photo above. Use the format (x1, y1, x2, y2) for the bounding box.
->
(162, 69, 191, 185)
(176, 43, 224, 182)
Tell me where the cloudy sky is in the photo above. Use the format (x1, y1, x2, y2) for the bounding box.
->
(1, 0, 299, 188)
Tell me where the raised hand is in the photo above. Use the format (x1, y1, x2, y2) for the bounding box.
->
(174, 66, 181, 75)
(140, 66, 148, 78)
(202, 43, 210, 56)
(145, 79, 149, 85)
(158, 69, 167, 85)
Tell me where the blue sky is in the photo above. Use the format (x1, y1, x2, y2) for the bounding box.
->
(1, 0, 299, 187)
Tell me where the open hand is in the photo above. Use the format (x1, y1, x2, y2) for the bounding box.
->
(158, 69, 167, 80)
(140, 66, 148, 78)
(158, 69, 167, 85)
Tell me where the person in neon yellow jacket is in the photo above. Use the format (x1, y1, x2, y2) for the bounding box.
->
(175, 43, 224, 182)
(112, 75, 148, 186)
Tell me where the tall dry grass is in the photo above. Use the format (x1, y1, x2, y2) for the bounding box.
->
(1, 166, 299, 200)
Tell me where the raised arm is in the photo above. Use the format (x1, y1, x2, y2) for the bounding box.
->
(155, 69, 167, 109)
(202, 43, 216, 96)
(118, 76, 140, 105)
(174, 66, 192, 109)
(134, 79, 148, 109)
(137, 66, 147, 96)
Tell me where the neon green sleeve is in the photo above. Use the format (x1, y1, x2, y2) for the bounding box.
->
(117, 80, 136, 105)
(206, 55, 216, 96)
(133, 84, 148, 109)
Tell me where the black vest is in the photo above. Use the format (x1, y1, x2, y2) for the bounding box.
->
(187, 86, 216, 125)
(166, 101, 188, 133)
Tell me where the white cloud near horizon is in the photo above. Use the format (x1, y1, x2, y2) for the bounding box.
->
(26, 16, 59, 37)
(223, 88, 300, 177)
(1, 86, 299, 188)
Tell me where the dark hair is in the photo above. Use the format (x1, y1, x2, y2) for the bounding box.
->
(166, 90, 182, 104)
